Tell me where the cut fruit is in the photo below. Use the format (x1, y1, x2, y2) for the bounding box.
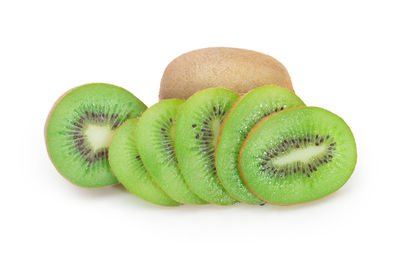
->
(239, 107, 357, 205)
(175, 88, 239, 205)
(216, 86, 305, 204)
(109, 118, 179, 206)
(136, 99, 207, 204)
(45, 83, 147, 188)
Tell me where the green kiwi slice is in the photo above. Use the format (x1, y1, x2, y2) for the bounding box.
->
(109, 118, 179, 206)
(216, 86, 305, 204)
(45, 83, 147, 188)
(175, 88, 240, 205)
(239, 107, 357, 205)
(136, 99, 207, 204)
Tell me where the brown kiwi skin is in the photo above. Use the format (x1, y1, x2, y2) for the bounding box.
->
(159, 47, 294, 100)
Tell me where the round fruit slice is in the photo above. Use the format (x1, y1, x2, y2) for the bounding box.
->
(109, 118, 179, 206)
(216, 86, 305, 204)
(239, 107, 357, 205)
(45, 83, 147, 188)
(175, 88, 239, 205)
(136, 99, 207, 204)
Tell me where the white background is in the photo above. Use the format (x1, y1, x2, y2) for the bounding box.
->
(1, 1, 399, 266)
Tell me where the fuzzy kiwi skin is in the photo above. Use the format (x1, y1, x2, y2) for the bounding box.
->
(159, 47, 294, 100)
(45, 83, 147, 188)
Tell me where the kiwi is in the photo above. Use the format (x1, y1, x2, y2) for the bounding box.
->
(216, 86, 305, 204)
(159, 47, 294, 100)
(175, 88, 239, 205)
(239, 107, 357, 205)
(109, 118, 179, 206)
(135, 99, 207, 204)
(45, 83, 147, 188)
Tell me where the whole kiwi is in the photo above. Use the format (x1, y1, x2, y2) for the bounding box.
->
(159, 47, 294, 100)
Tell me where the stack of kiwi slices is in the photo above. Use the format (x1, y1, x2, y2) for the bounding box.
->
(45, 49, 356, 207)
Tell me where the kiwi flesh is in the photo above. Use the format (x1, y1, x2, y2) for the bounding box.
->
(159, 47, 294, 100)
(216, 86, 305, 204)
(45, 83, 147, 188)
(135, 99, 207, 204)
(175, 88, 239, 205)
(109, 118, 179, 206)
(239, 107, 357, 205)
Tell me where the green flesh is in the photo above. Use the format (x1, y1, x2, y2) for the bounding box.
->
(175, 88, 239, 205)
(240, 107, 357, 205)
(216, 86, 305, 204)
(46, 83, 147, 188)
(109, 119, 179, 206)
(136, 99, 207, 204)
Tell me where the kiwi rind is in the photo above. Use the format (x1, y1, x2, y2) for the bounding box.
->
(239, 107, 357, 205)
(45, 83, 147, 188)
(136, 99, 207, 204)
(159, 47, 294, 100)
(109, 118, 179, 206)
(216, 86, 305, 204)
(175, 88, 239, 205)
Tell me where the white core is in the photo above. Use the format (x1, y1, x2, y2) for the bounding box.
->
(84, 124, 115, 151)
(272, 144, 328, 167)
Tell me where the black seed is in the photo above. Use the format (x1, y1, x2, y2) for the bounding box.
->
(161, 128, 166, 131)
(169, 118, 173, 123)
(213, 106, 216, 112)
(274, 152, 278, 156)
(315, 142, 319, 146)
(280, 107, 284, 110)
(296, 144, 300, 148)
(294, 168, 297, 173)
(324, 159, 328, 163)
(74, 122, 82, 128)
(261, 162, 266, 166)
(260, 203, 265, 206)
(195, 134, 199, 139)
(330, 143, 336, 146)
(320, 138, 324, 143)
(315, 135, 319, 139)
(203, 121, 208, 125)
(313, 166, 317, 171)
(264, 113, 267, 117)
(265, 158, 270, 161)
(275, 108, 278, 112)
(306, 173, 310, 177)
(192, 124, 197, 128)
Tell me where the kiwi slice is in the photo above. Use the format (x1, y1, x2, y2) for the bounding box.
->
(135, 99, 207, 204)
(45, 83, 147, 188)
(216, 86, 305, 204)
(109, 118, 179, 206)
(175, 88, 239, 205)
(239, 107, 357, 205)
